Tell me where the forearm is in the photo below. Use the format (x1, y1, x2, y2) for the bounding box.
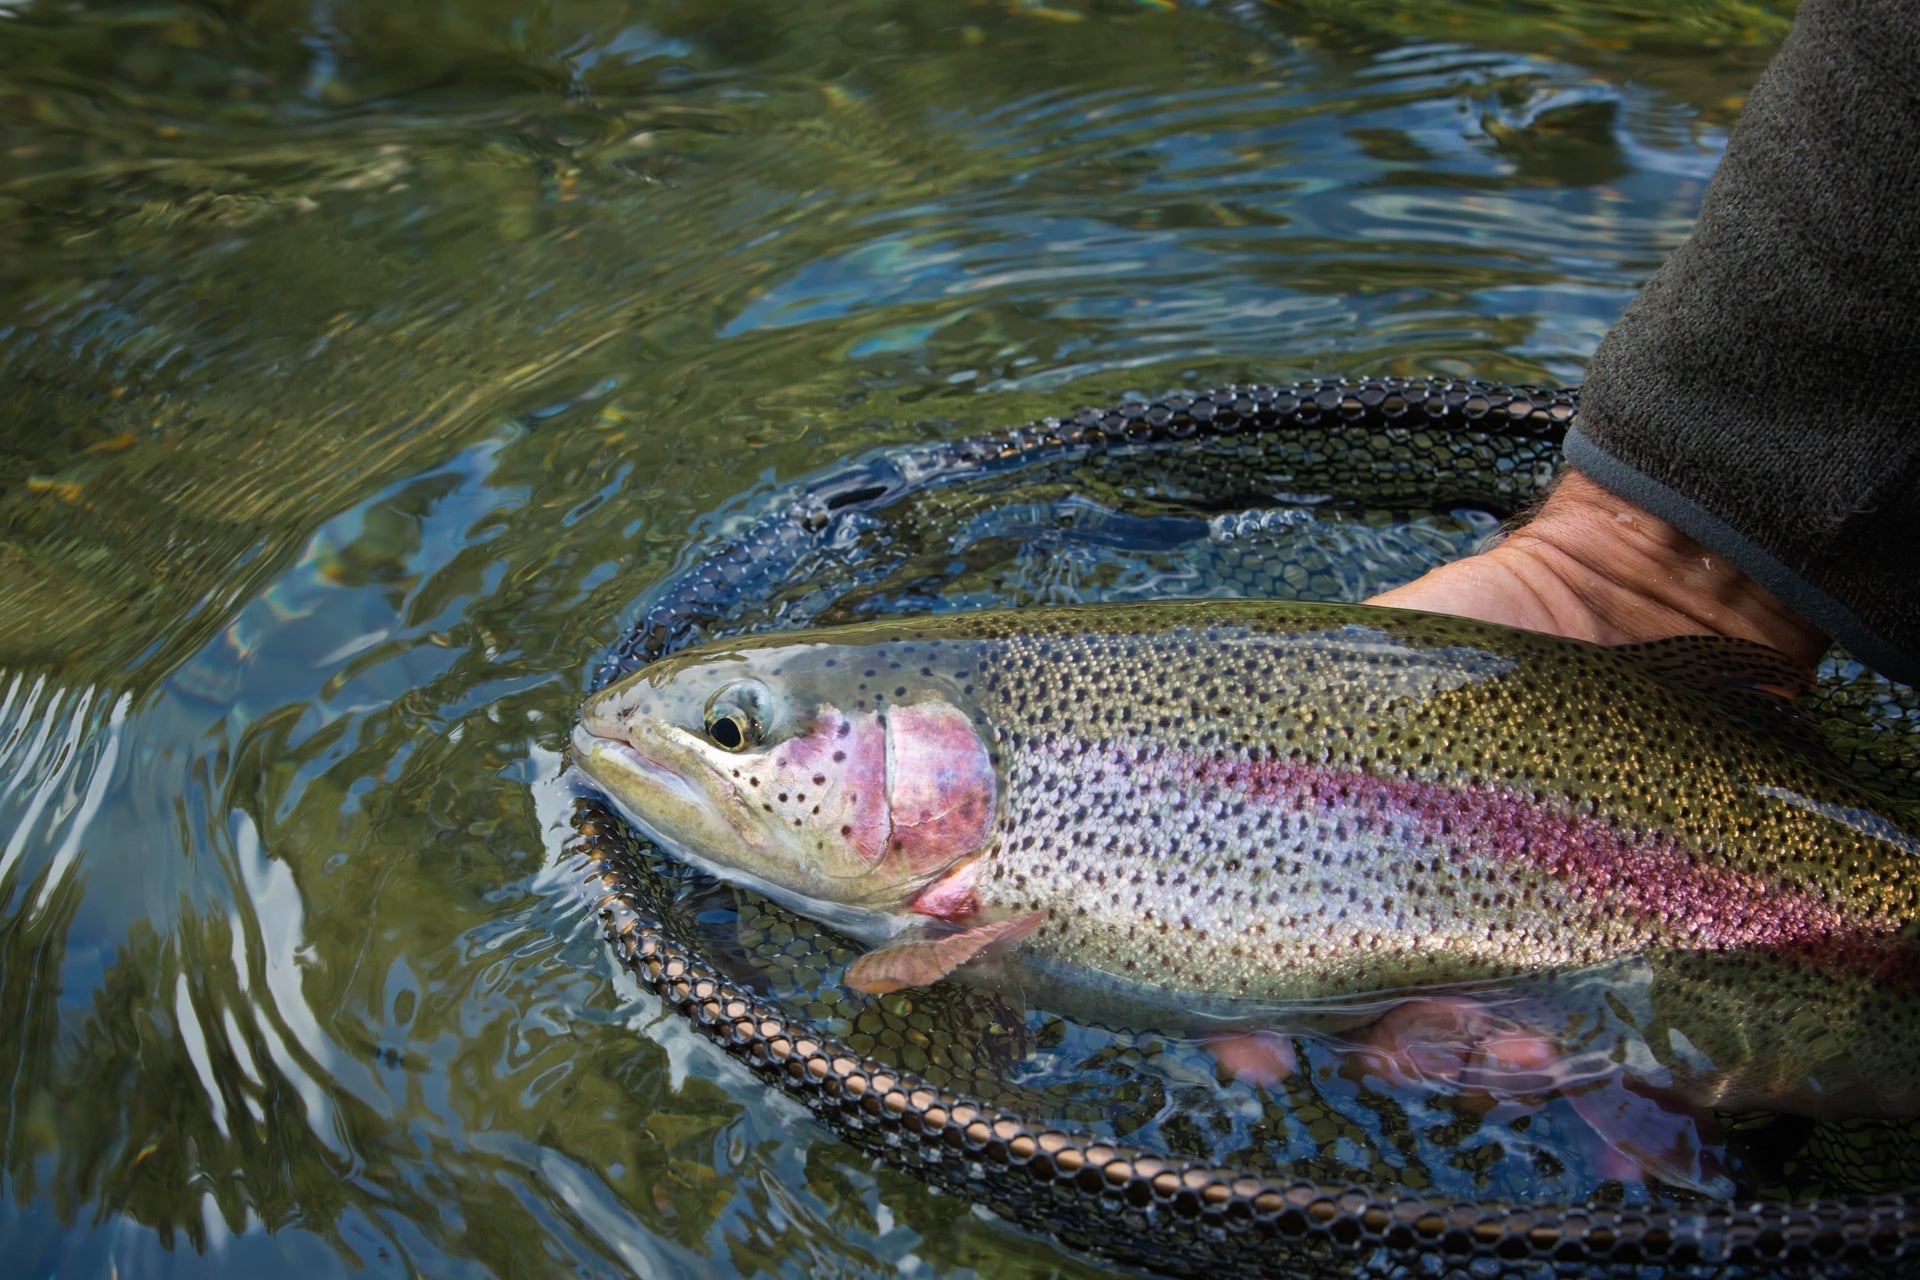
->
(1370, 472, 1827, 674)
(1571, 0, 1920, 683)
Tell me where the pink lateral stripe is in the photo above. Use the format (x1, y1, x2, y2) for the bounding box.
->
(1175, 754, 1916, 983)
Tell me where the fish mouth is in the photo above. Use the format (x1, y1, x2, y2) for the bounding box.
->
(571, 721, 706, 809)
(570, 720, 765, 853)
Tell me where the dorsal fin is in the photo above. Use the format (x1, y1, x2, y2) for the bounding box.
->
(1613, 634, 1823, 750)
(1613, 634, 1812, 700)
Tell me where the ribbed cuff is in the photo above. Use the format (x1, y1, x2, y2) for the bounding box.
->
(1563, 425, 1917, 685)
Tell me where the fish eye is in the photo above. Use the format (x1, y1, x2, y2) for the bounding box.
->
(706, 713, 751, 751)
(702, 681, 767, 752)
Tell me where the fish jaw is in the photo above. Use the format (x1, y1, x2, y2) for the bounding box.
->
(574, 651, 1002, 913)
(570, 718, 770, 864)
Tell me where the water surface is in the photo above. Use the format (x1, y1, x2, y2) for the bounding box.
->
(0, 2, 1800, 1275)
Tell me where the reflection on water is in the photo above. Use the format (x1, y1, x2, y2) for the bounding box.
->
(0, 1, 1804, 1276)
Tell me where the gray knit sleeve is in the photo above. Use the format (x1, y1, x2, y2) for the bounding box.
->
(1568, 0, 1920, 684)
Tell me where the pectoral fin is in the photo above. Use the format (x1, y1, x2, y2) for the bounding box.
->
(845, 911, 1047, 995)
(1563, 1069, 1733, 1198)
(1341, 994, 1733, 1195)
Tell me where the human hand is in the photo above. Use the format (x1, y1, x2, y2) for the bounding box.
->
(1367, 471, 1827, 680)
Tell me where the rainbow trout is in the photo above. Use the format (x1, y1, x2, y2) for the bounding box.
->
(572, 600, 1920, 1120)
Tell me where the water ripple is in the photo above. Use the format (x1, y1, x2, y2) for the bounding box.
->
(0, 2, 1811, 1276)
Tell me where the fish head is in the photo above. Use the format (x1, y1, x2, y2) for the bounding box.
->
(572, 637, 998, 911)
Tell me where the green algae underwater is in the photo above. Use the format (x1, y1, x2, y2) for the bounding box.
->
(7, 1, 1907, 1278)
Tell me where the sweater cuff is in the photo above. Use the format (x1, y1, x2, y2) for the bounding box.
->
(1562, 425, 1917, 685)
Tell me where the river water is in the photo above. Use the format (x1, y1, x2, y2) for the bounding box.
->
(0, 2, 1799, 1276)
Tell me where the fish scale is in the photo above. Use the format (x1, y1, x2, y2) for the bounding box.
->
(575, 599, 1920, 1119)
(968, 619, 1905, 996)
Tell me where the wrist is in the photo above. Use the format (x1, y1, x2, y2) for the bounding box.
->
(1483, 472, 1828, 668)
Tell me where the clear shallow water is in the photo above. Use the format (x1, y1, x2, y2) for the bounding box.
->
(0, 2, 1801, 1276)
